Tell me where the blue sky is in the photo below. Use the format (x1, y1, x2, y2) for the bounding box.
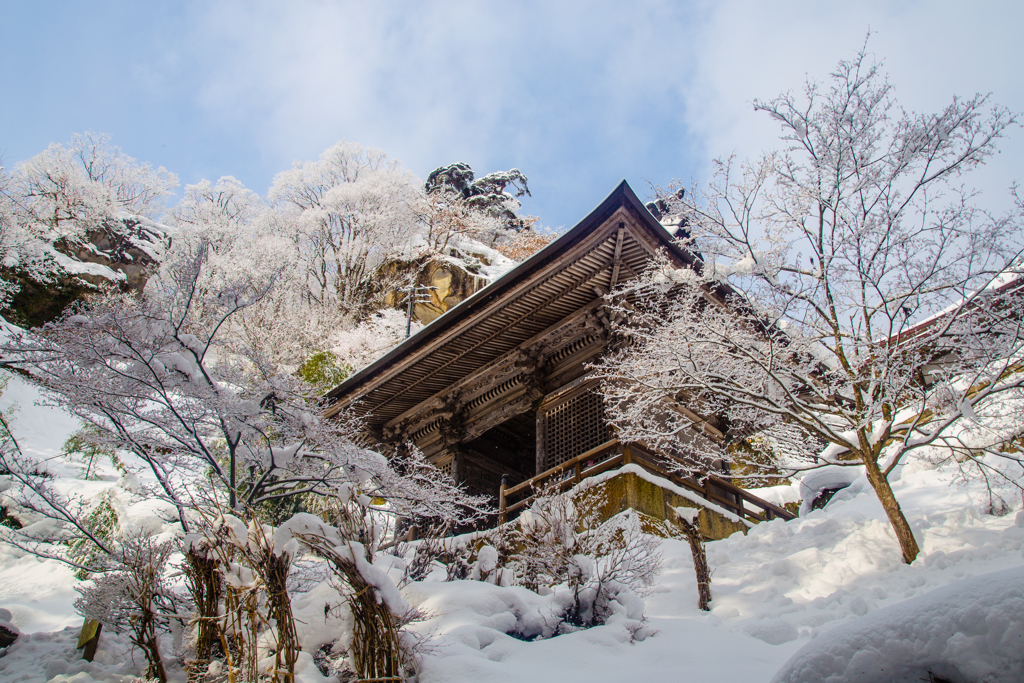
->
(3, 0, 1023, 229)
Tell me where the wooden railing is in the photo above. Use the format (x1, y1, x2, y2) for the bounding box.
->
(497, 438, 795, 526)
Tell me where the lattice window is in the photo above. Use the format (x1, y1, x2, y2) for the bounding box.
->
(541, 390, 610, 470)
(464, 461, 495, 498)
(433, 455, 454, 481)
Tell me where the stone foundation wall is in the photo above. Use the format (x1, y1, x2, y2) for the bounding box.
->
(583, 469, 749, 540)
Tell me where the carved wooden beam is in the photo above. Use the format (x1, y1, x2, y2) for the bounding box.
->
(609, 223, 625, 288)
(462, 389, 535, 442)
(381, 299, 607, 431)
(439, 413, 467, 447)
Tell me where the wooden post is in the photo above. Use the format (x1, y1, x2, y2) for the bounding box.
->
(674, 512, 712, 611)
(498, 474, 508, 525)
(535, 408, 546, 475)
(622, 444, 633, 465)
(452, 446, 467, 486)
(574, 460, 582, 483)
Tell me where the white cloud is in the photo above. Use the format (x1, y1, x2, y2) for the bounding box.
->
(170, 1, 700, 194)
(155, 0, 1024, 223)
(681, 0, 1024, 209)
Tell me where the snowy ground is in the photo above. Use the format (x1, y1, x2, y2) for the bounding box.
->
(0, 371, 84, 636)
(406, 460, 1024, 683)
(0, 367, 1022, 681)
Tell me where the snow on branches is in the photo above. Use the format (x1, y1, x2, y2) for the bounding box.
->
(597, 45, 1024, 564)
(9, 131, 177, 245)
(0, 240, 490, 527)
(269, 141, 422, 321)
(75, 533, 182, 682)
(0, 133, 175, 312)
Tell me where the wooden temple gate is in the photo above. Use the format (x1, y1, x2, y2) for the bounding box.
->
(325, 181, 794, 534)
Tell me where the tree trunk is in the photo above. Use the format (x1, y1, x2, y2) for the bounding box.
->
(676, 513, 712, 611)
(134, 612, 168, 683)
(860, 453, 920, 564)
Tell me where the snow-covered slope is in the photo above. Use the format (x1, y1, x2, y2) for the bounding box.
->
(402, 457, 1024, 682)
(773, 564, 1024, 682)
(0, 367, 1021, 682)
(0, 370, 83, 636)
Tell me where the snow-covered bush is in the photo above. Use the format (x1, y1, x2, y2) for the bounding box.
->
(178, 496, 428, 680)
(187, 485, 424, 682)
(409, 486, 661, 635)
(510, 486, 661, 631)
(194, 511, 302, 681)
(75, 533, 182, 683)
(398, 522, 453, 586)
(179, 533, 223, 677)
(286, 512, 413, 681)
(297, 349, 352, 393)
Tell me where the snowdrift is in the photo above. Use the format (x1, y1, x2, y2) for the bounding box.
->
(772, 562, 1024, 683)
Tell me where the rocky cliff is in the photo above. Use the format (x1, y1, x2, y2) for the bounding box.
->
(2, 217, 167, 328)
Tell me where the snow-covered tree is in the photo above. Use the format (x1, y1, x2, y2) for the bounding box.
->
(171, 176, 264, 232)
(326, 308, 421, 373)
(165, 176, 325, 371)
(0, 169, 30, 305)
(1, 240, 488, 524)
(425, 162, 533, 233)
(423, 160, 536, 237)
(416, 185, 505, 256)
(9, 131, 177, 244)
(0, 133, 175, 325)
(269, 141, 419, 320)
(0, 236, 490, 676)
(597, 46, 1024, 564)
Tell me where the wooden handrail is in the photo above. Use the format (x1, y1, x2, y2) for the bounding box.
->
(503, 451, 628, 517)
(497, 438, 796, 524)
(503, 439, 623, 498)
(629, 442, 794, 521)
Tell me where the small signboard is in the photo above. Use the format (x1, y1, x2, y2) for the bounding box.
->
(77, 619, 102, 662)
